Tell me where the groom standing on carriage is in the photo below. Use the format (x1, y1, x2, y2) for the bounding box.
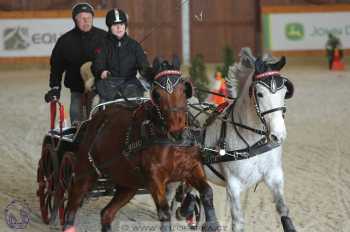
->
(44, 2, 107, 125)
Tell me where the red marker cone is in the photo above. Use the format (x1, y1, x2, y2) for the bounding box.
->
(331, 49, 345, 71)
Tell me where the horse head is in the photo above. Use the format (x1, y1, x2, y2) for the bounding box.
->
(145, 56, 193, 137)
(250, 54, 294, 143)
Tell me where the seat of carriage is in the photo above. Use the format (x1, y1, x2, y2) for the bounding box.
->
(49, 123, 86, 143)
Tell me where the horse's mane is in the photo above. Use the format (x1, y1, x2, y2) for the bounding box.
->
(226, 47, 255, 99)
(226, 47, 282, 100)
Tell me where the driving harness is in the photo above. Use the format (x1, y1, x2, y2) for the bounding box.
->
(198, 71, 293, 180)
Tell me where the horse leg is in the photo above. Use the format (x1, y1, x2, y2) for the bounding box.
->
(226, 178, 244, 232)
(63, 175, 95, 232)
(188, 163, 220, 232)
(149, 179, 172, 232)
(265, 168, 296, 232)
(165, 182, 181, 205)
(165, 182, 182, 220)
(100, 186, 137, 232)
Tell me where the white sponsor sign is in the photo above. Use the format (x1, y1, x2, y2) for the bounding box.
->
(0, 18, 107, 57)
(264, 12, 350, 51)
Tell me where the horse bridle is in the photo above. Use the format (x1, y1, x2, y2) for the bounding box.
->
(197, 69, 292, 167)
(252, 71, 287, 122)
(150, 70, 189, 130)
(227, 71, 289, 148)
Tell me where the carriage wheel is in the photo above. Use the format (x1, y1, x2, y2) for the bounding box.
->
(36, 143, 56, 224)
(58, 152, 76, 226)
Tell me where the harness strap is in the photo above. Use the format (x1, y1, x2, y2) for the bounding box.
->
(205, 164, 226, 181)
(189, 104, 216, 129)
(231, 100, 251, 148)
(87, 120, 107, 177)
(232, 122, 266, 135)
(202, 138, 281, 164)
(261, 106, 286, 116)
(218, 104, 234, 149)
(195, 87, 236, 100)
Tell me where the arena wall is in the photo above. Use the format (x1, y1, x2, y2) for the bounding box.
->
(0, 0, 348, 63)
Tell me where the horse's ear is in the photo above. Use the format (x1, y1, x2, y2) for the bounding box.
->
(271, 56, 286, 71)
(183, 80, 193, 98)
(284, 77, 294, 99)
(141, 65, 155, 83)
(172, 54, 181, 70)
(254, 57, 267, 74)
(152, 57, 163, 74)
(160, 60, 171, 70)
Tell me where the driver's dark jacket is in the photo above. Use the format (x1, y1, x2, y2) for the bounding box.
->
(91, 33, 149, 80)
(49, 26, 107, 93)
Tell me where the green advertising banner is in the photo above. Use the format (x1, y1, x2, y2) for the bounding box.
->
(263, 12, 350, 51)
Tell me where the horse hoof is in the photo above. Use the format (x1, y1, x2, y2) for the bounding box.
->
(201, 222, 220, 232)
(101, 224, 111, 232)
(49, 210, 58, 224)
(281, 216, 297, 232)
(63, 226, 76, 232)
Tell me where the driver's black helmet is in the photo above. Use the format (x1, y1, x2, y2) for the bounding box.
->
(105, 9, 128, 28)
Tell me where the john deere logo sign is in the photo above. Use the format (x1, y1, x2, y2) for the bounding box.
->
(3, 27, 30, 50)
(285, 23, 304, 41)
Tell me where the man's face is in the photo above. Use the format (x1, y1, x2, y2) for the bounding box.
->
(75, 12, 93, 32)
(111, 23, 126, 39)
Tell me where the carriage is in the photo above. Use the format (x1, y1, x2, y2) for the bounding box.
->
(36, 50, 297, 232)
(36, 98, 151, 226)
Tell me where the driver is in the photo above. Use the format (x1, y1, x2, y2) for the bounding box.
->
(91, 8, 149, 103)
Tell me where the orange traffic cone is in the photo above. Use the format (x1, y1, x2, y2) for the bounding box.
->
(211, 72, 226, 105)
(63, 110, 68, 128)
(331, 49, 345, 71)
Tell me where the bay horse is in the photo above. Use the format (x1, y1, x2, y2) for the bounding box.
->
(60, 57, 220, 232)
(170, 48, 296, 232)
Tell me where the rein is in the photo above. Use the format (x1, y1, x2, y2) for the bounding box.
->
(196, 87, 236, 100)
(188, 103, 266, 136)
